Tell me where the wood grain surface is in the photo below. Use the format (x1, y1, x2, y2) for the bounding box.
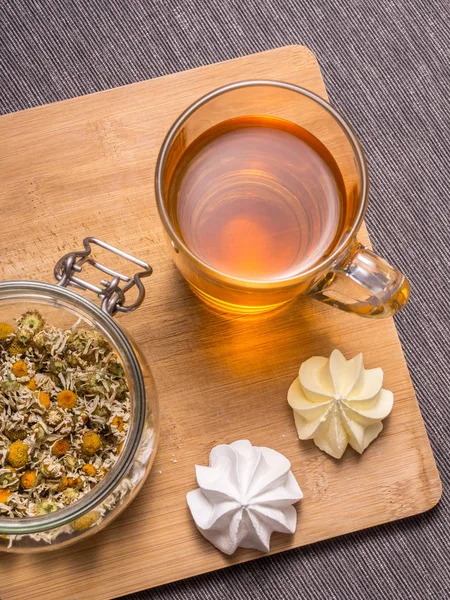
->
(0, 46, 441, 600)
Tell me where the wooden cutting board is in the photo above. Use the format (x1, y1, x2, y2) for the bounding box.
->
(0, 46, 441, 600)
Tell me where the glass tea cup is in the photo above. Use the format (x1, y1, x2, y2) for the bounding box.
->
(155, 80, 409, 317)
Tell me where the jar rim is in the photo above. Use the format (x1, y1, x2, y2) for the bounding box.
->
(0, 280, 146, 535)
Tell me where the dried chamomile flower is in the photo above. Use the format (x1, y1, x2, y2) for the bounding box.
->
(27, 376, 37, 391)
(0, 323, 14, 343)
(46, 407, 65, 426)
(35, 499, 58, 515)
(56, 476, 68, 492)
(36, 391, 51, 409)
(4, 427, 27, 442)
(111, 416, 124, 432)
(32, 424, 46, 444)
(8, 339, 28, 357)
(82, 373, 106, 396)
(32, 330, 47, 350)
(20, 470, 37, 489)
(64, 455, 78, 471)
(52, 439, 70, 457)
(68, 331, 108, 365)
(49, 358, 65, 375)
(70, 511, 100, 531)
(40, 457, 63, 479)
(7, 441, 29, 468)
(82, 464, 97, 477)
(62, 488, 79, 505)
(57, 390, 77, 410)
(81, 431, 101, 456)
(16, 310, 45, 345)
(0, 467, 17, 487)
(0, 489, 12, 504)
(67, 476, 82, 488)
(18, 310, 44, 331)
(12, 360, 28, 378)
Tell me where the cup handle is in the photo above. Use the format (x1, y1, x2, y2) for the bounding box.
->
(307, 243, 410, 318)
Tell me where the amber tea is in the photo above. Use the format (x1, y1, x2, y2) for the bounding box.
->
(168, 116, 346, 282)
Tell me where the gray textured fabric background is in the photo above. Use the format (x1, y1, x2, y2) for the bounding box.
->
(1, 1, 449, 599)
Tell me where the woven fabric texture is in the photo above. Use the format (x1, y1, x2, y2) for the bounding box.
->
(1, 1, 449, 599)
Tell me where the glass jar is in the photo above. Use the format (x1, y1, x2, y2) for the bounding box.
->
(0, 239, 159, 553)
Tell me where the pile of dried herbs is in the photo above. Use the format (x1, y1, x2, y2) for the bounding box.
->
(0, 311, 130, 518)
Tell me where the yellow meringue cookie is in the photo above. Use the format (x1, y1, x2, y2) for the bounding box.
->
(287, 349, 393, 459)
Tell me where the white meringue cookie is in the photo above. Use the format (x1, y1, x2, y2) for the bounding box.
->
(288, 349, 393, 459)
(186, 440, 303, 555)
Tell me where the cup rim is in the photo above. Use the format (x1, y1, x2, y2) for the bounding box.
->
(155, 79, 369, 288)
